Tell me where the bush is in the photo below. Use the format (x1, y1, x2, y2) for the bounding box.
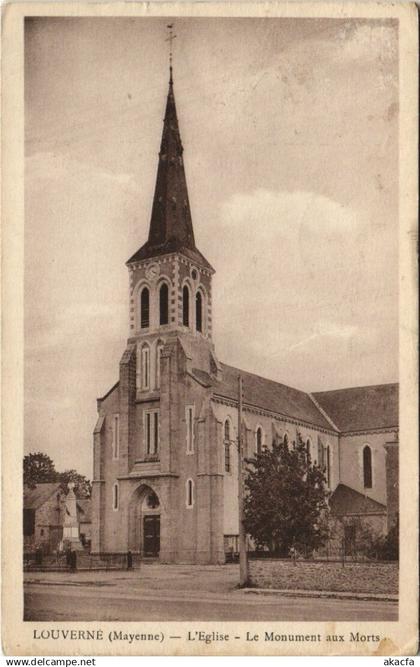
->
(380, 516, 399, 561)
(356, 517, 399, 561)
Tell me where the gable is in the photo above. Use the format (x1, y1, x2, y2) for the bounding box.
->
(330, 483, 387, 516)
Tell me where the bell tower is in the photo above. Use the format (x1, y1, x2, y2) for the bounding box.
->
(125, 55, 218, 397)
(93, 31, 225, 564)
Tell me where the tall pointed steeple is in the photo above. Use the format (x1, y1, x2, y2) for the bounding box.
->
(127, 66, 212, 270)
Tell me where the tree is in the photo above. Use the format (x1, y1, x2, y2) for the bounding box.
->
(58, 470, 92, 498)
(354, 515, 399, 561)
(243, 433, 330, 556)
(23, 452, 91, 498)
(23, 452, 57, 488)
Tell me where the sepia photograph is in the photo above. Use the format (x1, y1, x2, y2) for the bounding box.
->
(2, 1, 418, 657)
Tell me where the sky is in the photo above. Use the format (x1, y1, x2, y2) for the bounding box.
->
(24, 17, 399, 478)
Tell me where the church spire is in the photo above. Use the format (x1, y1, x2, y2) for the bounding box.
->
(147, 62, 196, 250)
(127, 28, 212, 270)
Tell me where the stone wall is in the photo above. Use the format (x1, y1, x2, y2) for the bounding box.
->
(248, 559, 398, 595)
(338, 432, 396, 506)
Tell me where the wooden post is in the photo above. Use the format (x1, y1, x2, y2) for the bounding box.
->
(238, 375, 249, 586)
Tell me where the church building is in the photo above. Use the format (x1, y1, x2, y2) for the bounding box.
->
(91, 65, 398, 564)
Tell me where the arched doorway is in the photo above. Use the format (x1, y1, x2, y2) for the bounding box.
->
(128, 485, 161, 558)
(142, 491, 160, 557)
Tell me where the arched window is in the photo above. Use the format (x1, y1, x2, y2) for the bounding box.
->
(156, 342, 164, 389)
(140, 287, 150, 329)
(112, 414, 120, 459)
(283, 433, 289, 447)
(324, 445, 331, 486)
(159, 283, 169, 326)
(145, 409, 159, 456)
(317, 437, 325, 468)
(183, 285, 190, 327)
(112, 482, 119, 511)
(363, 445, 372, 488)
(224, 419, 231, 473)
(141, 344, 150, 390)
(256, 427, 263, 455)
(186, 479, 194, 508)
(186, 405, 195, 454)
(196, 291, 203, 332)
(306, 439, 311, 463)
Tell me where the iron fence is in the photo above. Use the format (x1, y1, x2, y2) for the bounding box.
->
(23, 551, 142, 571)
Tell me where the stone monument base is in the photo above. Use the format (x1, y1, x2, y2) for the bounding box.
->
(63, 527, 84, 550)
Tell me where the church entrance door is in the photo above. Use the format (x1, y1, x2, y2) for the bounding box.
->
(143, 515, 160, 557)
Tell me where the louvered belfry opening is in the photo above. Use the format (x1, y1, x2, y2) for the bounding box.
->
(196, 291, 203, 332)
(159, 283, 169, 325)
(140, 287, 150, 328)
(183, 285, 189, 326)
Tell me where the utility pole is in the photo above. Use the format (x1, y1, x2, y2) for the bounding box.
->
(237, 375, 249, 586)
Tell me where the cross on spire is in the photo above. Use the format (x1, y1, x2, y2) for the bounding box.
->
(126, 29, 213, 271)
(165, 23, 177, 82)
(126, 23, 213, 271)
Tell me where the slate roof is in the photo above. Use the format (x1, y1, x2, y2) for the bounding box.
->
(330, 484, 386, 516)
(214, 363, 333, 431)
(24, 483, 62, 510)
(312, 383, 398, 432)
(127, 71, 212, 271)
(100, 367, 398, 436)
